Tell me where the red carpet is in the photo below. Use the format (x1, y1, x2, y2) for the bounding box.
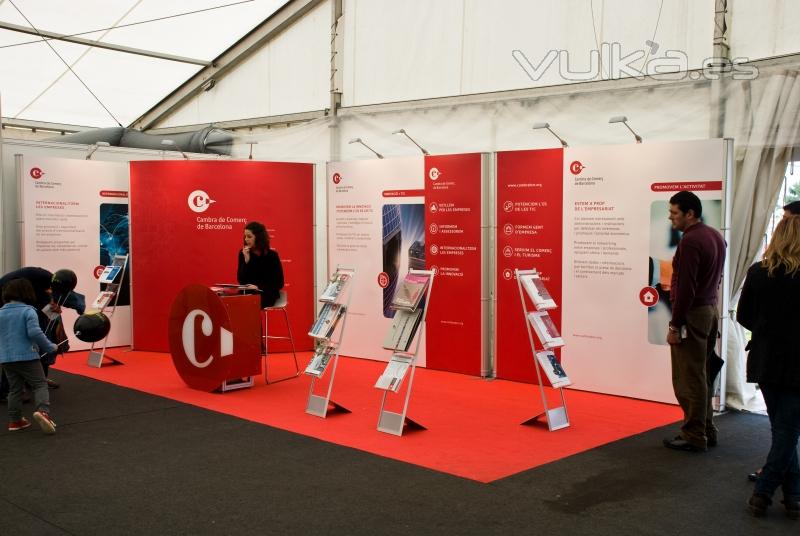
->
(53, 350, 682, 483)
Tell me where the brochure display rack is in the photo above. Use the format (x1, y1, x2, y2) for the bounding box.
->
(516, 268, 571, 431)
(375, 269, 434, 436)
(305, 267, 355, 418)
(87, 254, 128, 368)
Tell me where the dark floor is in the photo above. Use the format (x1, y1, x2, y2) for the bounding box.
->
(0, 370, 796, 535)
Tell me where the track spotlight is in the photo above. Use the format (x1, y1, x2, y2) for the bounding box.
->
(532, 122, 568, 148)
(85, 141, 110, 160)
(348, 137, 384, 159)
(608, 116, 642, 143)
(161, 139, 190, 159)
(391, 129, 429, 155)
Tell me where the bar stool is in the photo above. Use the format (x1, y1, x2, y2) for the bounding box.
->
(262, 290, 300, 383)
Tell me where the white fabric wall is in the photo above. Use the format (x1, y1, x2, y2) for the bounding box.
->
(341, 0, 714, 106)
(150, 0, 800, 129)
(729, 0, 800, 61)
(159, 0, 332, 127)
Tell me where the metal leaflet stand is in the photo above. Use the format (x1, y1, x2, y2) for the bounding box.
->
(377, 268, 435, 436)
(515, 268, 570, 431)
(87, 254, 128, 368)
(305, 266, 354, 418)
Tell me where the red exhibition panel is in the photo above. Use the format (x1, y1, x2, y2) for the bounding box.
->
(424, 154, 483, 376)
(496, 149, 563, 383)
(130, 160, 314, 352)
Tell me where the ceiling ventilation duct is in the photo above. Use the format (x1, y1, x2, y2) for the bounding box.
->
(51, 126, 233, 156)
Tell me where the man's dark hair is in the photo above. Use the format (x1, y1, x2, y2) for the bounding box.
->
(669, 190, 703, 219)
(2, 278, 36, 305)
(784, 200, 800, 215)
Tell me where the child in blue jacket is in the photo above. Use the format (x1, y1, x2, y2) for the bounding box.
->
(0, 278, 58, 434)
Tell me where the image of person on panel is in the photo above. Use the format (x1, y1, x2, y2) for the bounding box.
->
(0, 267, 85, 398)
(662, 191, 726, 453)
(737, 215, 800, 519)
(237, 221, 284, 308)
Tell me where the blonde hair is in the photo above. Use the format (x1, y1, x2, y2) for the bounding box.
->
(762, 215, 800, 276)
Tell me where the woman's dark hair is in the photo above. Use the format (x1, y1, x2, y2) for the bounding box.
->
(2, 278, 36, 305)
(245, 221, 270, 252)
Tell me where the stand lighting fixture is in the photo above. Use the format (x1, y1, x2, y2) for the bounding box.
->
(531, 122, 568, 148)
(348, 137, 384, 159)
(391, 129, 429, 155)
(608, 116, 643, 144)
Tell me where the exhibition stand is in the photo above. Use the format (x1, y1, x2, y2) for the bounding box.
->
(10, 139, 732, 445)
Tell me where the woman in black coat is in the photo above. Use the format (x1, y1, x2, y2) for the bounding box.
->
(237, 221, 284, 308)
(737, 215, 800, 518)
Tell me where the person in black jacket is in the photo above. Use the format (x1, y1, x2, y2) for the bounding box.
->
(737, 215, 800, 519)
(237, 221, 284, 308)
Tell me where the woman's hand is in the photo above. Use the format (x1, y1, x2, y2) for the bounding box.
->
(242, 246, 250, 263)
(244, 284, 259, 290)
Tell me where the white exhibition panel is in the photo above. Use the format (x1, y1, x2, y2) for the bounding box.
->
(1, 140, 223, 273)
(327, 156, 427, 366)
(561, 139, 727, 403)
(19, 155, 131, 350)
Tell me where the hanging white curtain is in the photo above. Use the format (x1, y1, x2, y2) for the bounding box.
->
(723, 69, 800, 411)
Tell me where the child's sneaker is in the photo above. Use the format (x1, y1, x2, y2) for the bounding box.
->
(8, 417, 31, 431)
(32, 411, 56, 434)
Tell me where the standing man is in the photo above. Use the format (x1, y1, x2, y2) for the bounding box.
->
(663, 191, 726, 452)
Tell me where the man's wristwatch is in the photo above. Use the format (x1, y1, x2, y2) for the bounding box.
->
(668, 324, 680, 333)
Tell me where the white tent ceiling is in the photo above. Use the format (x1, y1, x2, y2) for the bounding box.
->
(0, 0, 286, 128)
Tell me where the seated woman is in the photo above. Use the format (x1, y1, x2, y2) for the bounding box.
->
(237, 221, 284, 308)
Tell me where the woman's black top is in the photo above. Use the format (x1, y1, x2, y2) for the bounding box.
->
(237, 249, 284, 308)
(737, 261, 800, 389)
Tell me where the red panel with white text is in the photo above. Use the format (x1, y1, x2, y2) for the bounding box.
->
(424, 154, 484, 376)
(130, 160, 314, 352)
(495, 149, 564, 383)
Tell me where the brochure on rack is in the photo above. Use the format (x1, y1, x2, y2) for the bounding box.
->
(308, 303, 346, 339)
(391, 273, 430, 312)
(382, 307, 424, 351)
(374, 355, 413, 392)
(304, 344, 336, 378)
(90, 290, 116, 311)
(536, 350, 571, 388)
(319, 271, 351, 303)
(527, 310, 564, 349)
(519, 272, 557, 310)
(98, 265, 122, 284)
